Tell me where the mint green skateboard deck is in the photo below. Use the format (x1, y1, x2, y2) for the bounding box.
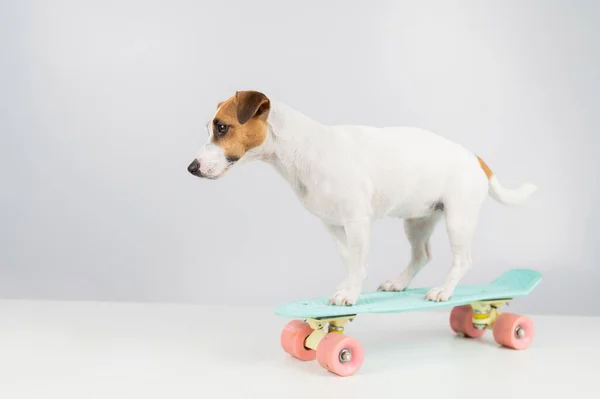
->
(275, 268, 541, 318)
(276, 269, 541, 377)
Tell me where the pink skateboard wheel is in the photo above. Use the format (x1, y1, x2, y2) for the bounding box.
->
(493, 313, 534, 350)
(280, 320, 316, 361)
(449, 305, 486, 338)
(316, 333, 364, 377)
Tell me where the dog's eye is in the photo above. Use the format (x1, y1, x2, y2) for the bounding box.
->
(215, 122, 229, 137)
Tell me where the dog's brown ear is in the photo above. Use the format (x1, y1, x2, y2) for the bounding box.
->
(235, 91, 270, 124)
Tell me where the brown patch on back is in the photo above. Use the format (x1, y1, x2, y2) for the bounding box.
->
(211, 91, 270, 160)
(477, 156, 493, 180)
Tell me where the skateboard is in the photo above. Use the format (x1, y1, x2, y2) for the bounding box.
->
(275, 268, 542, 377)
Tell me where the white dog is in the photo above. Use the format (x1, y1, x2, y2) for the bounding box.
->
(188, 91, 537, 306)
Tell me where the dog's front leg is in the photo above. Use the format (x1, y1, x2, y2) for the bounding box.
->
(324, 220, 371, 306)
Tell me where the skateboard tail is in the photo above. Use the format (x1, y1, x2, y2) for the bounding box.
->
(490, 268, 542, 294)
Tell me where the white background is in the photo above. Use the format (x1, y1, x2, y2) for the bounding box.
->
(1, 0, 598, 315)
(1, 300, 597, 398)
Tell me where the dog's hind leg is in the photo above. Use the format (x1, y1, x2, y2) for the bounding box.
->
(378, 212, 442, 292)
(425, 178, 488, 301)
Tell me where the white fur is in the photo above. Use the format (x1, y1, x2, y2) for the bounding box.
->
(489, 176, 538, 205)
(194, 100, 537, 305)
(195, 142, 231, 179)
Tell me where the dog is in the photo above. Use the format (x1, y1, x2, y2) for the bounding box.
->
(187, 90, 537, 306)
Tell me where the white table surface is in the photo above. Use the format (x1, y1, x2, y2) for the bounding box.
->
(0, 299, 598, 399)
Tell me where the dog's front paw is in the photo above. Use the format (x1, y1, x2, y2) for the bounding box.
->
(425, 286, 453, 302)
(328, 287, 360, 306)
(378, 276, 411, 292)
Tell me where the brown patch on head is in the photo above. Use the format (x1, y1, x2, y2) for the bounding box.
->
(476, 156, 493, 180)
(211, 90, 270, 161)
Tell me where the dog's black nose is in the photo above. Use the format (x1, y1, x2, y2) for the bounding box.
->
(188, 159, 200, 175)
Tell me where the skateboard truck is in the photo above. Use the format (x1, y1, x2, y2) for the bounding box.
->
(470, 299, 511, 330)
(303, 315, 356, 351)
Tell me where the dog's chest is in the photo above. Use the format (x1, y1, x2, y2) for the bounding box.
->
(291, 178, 340, 221)
(271, 154, 372, 223)
(292, 175, 370, 224)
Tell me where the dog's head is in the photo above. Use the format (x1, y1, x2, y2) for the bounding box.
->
(187, 90, 271, 180)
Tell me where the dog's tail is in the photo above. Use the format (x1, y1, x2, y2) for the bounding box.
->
(477, 156, 537, 205)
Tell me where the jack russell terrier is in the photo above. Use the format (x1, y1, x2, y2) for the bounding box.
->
(187, 90, 537, 306)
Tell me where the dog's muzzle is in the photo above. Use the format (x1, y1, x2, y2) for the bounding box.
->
(187, 159, 201, 175)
